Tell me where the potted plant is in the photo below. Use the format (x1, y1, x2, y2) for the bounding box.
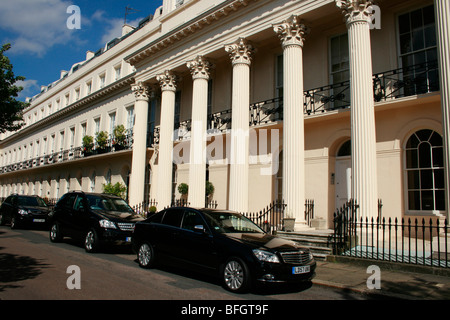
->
(177, 182, 189, 201)
(82, 135, 94, 156)
(205, 181, 214, 200)
(113, 124, 127, 151)
(95, 130, 109, 153)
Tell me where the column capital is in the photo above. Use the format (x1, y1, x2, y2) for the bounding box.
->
(225, 38, 255, 66)
(335, 0, 374, 26)
(156, 70, 177, 92)
(273, 15, 309, 49)
(131, 81, 150, 101)
(187, 56, 212, 80)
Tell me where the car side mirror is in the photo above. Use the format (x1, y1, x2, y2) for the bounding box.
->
(194, 225, 206, 233)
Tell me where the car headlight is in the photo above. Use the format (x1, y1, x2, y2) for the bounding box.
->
(99, 219, 117, 229)
(18, 209, 29, 216)
(253, 249, 280, 263)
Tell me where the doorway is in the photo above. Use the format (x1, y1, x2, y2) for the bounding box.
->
(335, 140, 351, 210)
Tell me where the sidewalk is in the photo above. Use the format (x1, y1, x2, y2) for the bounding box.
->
(312, 256, 450, 299)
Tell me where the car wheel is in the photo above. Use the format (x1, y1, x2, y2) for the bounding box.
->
(0, 213, 5, 226)
(138, 242, 155, 268)
(85, 229, 100, 253)
(223, 257, 251, 293)
(50, 222, 63, 242)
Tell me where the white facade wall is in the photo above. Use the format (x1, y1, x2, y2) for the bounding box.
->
(0, 0, 447, 229)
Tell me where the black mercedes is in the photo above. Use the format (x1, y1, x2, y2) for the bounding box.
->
(0, 194, 51, 229)
(132, 207, 316, 292)
(49, 191, 144, 252)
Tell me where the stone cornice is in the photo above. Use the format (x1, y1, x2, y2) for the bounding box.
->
(125, 0, 259, 66)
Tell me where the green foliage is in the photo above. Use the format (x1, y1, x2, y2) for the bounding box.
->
(102, 182, 127, 199)
(95, 131, 109, 149)
(0, 43, 28, 133)
(113, 124, 126, 145)
(177, 182, 189, 195)
(205, 181, 214, 196)
(82, 135, 94, 151)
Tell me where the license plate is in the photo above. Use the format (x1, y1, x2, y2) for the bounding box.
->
(33, 219, 46, 223)
(125, 237, 132, 242)
(292, 266, 310, 274)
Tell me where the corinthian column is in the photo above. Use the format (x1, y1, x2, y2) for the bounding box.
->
(336, 0, 378, 218)
(225, 38, 254, 213)
(156, 71, 177, 209)
(435, 0, 450, 217)
(274, 15, 309, 230)
(187, 56, 211, 207)
(129, 82, 149, 206)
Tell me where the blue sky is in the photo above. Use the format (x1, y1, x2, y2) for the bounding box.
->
(0, 0, 163, 101)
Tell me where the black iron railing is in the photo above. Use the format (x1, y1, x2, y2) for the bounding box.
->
(242, 200, 286, 234)
(333, 199, 450, 268)
(0, 133, 133, 175)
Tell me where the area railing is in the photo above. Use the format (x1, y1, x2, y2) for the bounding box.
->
(333, 199, 450, 268)
(241, 200, 287, 234)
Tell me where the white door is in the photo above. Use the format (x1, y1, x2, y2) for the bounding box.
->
(335, 157, 351, 210)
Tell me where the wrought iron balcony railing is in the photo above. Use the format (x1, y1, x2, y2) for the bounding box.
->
(1, 61, 440, 172)
(1, 133, 133, 175)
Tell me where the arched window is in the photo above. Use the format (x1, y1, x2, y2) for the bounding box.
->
(337, 140, 351, 157)
(405, 129, 444, 212)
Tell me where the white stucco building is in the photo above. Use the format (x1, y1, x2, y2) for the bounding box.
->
(1, 0, 449, 231)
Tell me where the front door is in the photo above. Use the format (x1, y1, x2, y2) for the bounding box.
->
(335, 157, 351, 210)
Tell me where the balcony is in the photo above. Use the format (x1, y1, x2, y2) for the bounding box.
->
(1, 132, 133, 175)
(152, 60, 440, 145)
(0, 61, 439, 173)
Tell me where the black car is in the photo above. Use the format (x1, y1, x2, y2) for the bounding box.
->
(49, 191, 144, 252)
(0, 194, 51, 229)
(132, 207, 316, 292)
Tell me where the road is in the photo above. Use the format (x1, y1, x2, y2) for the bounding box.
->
(0, 225, 381, 307)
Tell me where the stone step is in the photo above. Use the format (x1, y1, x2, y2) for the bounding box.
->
(276, 230, 335, 261)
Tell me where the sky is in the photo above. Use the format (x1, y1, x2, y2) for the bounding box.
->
(0, 0, 163, 101)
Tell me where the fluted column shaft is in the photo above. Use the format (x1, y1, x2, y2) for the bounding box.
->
(435, 0, 450, 217)
(225, 38, 254, 213)
(337, 0, 378, 218)
(156, 71, 177, 209)
(274, 16, 308, 228)
(129, 82, 149, 206)
(187, 56, 211, 207)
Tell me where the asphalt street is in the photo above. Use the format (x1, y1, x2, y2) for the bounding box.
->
(0, 226, 384, 302)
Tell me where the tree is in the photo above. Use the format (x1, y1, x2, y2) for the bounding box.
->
(102, 182, 127, 200)
(0, 43, 27, 134)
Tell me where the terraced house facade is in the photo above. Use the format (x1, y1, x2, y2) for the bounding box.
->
(1, 0, 449, 231)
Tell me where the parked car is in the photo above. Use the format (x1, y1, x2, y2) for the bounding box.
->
(0, 194, 51, 229)
(49, 191, 144, 252)
(132, 207, 316, 292)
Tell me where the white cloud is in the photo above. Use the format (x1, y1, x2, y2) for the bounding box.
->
(15, 79, 40, 100)
(91, 10, 144, 45)
(0, 0, 76, 56)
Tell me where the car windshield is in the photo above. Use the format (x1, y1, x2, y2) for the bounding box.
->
(17, 196, 47, 207)
(85, 195, 135, 214)
(203, 210, 264, 234)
